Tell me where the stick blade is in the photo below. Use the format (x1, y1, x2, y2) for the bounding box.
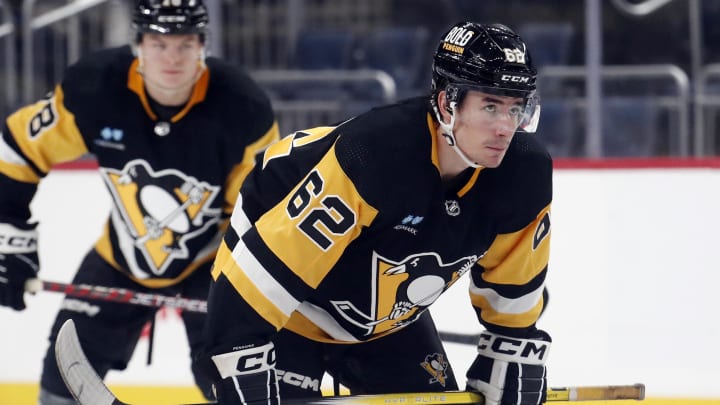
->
(55, 319, 125, 405)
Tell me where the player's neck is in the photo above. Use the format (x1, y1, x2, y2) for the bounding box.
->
(144, 82, 193, 107)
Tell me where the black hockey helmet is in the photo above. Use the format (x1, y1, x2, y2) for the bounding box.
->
(431, 22, 540, 132)
(132, 0, 209, 41)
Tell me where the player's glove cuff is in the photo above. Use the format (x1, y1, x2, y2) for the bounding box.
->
(209, 342, 279, 405)
(0, 222, 39, 310)
(0, 222, 38, 254)
(466, 330, 551, 405)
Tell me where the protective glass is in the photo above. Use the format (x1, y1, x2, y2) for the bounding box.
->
(452, 84, 541, 133)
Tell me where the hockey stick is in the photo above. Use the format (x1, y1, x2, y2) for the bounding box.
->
(26, 278, 482, 345)
(438, 331, 481, 345)
(24, 278, 207, 312)
(55, 319, 645, 405)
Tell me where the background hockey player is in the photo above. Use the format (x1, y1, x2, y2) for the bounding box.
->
(198, 21, 553, 405)
(0, 0, 279, 403)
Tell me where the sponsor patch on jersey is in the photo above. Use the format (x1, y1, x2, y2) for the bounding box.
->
(393, 214, 424, 235)
(94, 127, 126, 150)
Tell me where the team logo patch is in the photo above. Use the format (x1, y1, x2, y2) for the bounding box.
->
(331, 251, 479, 336)
(420, 353, 449, 387)
(100, 159, 221, 278)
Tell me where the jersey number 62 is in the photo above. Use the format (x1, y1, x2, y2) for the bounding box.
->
(286, 169, 356, 250)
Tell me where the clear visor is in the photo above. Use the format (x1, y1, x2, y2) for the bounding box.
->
(450, 84, 541, 133)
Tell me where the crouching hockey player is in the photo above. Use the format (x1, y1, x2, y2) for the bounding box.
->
(198, 21, 553, 405)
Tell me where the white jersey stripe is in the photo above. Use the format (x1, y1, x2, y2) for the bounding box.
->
(469, 281, 544, 315)
(296, 301, 360, 342)
(231, 230, 300, 317)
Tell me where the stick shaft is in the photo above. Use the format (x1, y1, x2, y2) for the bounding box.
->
(547, 384, 646, 401)
(283, 385, 645, 404)
(25, 279, 207, 312)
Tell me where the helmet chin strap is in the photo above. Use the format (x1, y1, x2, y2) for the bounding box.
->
(433, 101, 482, 169)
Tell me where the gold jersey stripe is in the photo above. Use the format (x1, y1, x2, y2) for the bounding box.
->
(4, 85, 88, 175)
(458, 167, 482, 197)
(0, 153, 39, 184)
(478, 204, 552, 285)
(255, 145, 379, 288)
(262, 126, 336, 169)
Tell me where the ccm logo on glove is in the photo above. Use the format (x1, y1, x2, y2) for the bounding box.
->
(0, 224, 38, 253)
(211, 342, 276, 378)
(477, 331, 549, 364)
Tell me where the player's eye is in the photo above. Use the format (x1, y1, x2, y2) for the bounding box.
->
(483, 104, 497, 113)
(508, 105, 523, 117)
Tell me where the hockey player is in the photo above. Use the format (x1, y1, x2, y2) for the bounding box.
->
(199, 21, 552, 405)
(0, 1, 279, 403)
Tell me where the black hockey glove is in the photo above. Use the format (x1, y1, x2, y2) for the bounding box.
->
(466, 329, 551, 405)
(0, 222, 39, 311)
(199, 341, 280, 405)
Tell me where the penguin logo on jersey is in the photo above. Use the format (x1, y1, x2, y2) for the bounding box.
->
(332, 251, 479, 336)
(100, 159, 221, 278)
(420, 353, 449, 387)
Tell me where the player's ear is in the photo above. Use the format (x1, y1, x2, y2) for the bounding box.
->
(198, 46, 207, 70)
(437, 91, 452, 123)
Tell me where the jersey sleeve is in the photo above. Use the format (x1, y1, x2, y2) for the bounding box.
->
(205, 130, 380, 347)
(1, 85, 90, 222)
(470, 204, 551, 335)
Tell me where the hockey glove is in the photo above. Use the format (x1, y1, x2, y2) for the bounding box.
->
(0, 222, 39, 310)
(466, 329, 551, 405)
(205, 342, 280, 405)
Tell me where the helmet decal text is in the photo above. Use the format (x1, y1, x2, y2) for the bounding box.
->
(503, 48, 526, 64)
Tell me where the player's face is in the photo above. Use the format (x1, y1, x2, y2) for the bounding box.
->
(453, 91, 524, 168)
(138, 33, 204, 95)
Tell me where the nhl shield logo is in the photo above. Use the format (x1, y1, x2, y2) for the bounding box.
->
(445, 200, 460, 216)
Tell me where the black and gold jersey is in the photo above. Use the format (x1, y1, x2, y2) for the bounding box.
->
(207, 97, 552, 347)
(0, 46, 279, 287)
